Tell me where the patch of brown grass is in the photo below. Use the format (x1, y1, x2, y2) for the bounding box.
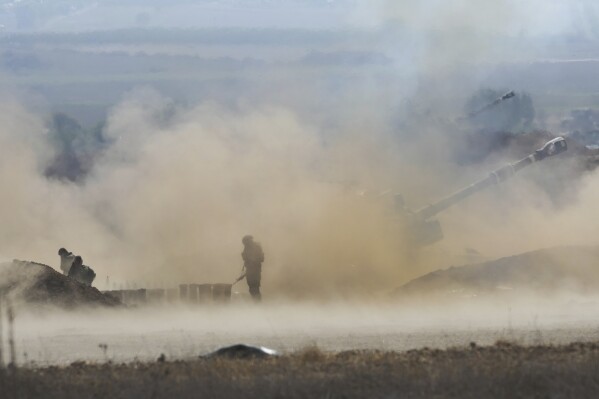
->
(3, 341, 599, 398)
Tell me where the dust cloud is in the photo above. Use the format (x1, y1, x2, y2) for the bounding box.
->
(0, 89, 421, 297)
(0, 1, 599, 300)
(0, 87, 598, 298)
(10, 296, 599, 365)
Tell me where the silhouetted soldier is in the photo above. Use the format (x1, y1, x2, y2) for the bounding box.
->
(58, 247, 75, 275)
(241, 235, 264, 301)
(68, 255, 96, 287)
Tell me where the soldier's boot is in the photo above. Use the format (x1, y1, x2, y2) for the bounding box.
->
(249, 285, 261, 302)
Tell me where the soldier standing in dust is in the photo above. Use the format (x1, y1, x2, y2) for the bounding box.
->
(58, 247, 75, 275)
(241, 235, 264, 301)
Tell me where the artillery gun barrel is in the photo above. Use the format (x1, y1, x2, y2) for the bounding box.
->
(415, 137, 567, 221)
(465, 90, 515, 120)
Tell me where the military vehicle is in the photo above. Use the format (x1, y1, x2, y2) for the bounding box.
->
(400, 137, 568, 246)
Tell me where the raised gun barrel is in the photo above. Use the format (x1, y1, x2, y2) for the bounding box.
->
(465, 90, 516, 120)
(408, 137, 567, 245)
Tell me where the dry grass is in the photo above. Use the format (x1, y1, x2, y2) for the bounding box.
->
(3, 341, 599, 398)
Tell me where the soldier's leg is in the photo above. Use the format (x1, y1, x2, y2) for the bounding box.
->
(249, 285, 261, 302)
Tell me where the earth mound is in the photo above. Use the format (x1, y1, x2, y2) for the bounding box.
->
(0, 260, 121, 308)
(395, 246, 599, 299)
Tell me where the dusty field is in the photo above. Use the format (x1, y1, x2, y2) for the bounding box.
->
(7, 298, 599, 365)
(2, 299, 598, 398)
(3, 341, 599, 398)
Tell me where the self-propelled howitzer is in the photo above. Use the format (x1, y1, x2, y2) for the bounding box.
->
(406, 137, 568, 246)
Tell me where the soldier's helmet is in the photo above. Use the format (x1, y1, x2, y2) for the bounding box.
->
(242, 235, 253, 245)
(58, 248, 68, 256)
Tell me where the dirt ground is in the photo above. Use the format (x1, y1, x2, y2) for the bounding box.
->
(0, 261, 120, 309)
(2, 341, 599, 399)
(5, 296, 599, 366)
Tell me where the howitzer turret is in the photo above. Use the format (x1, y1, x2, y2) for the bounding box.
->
(404, 137, 568, 246)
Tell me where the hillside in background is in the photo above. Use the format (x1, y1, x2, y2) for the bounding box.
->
(394, 246, 599, 299)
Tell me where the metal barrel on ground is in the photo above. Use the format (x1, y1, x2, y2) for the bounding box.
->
(212, 284, 232, 303)
(179, 284, 189, 301)
(198, 284, 212, 303)
(188, 284, 199, 303)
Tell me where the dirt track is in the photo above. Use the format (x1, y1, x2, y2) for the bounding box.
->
(3, 341, 599, 398)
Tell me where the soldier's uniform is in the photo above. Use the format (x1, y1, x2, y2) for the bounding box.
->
(68, 255, 96, 287)
(58, 247, 75, 275)
(242, 235, 264, 301)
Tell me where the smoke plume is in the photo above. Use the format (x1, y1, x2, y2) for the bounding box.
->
(1, 1, 599, 299)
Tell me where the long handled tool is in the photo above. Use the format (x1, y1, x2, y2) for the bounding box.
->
(232, 273, 246, 286)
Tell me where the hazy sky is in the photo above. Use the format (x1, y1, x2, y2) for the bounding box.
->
(0, 0, 597, 38)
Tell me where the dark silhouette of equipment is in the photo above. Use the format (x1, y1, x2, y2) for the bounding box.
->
(233, 273, 246, 285)
(464, 90, 516, 120)
(403, 137, 567, 246)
